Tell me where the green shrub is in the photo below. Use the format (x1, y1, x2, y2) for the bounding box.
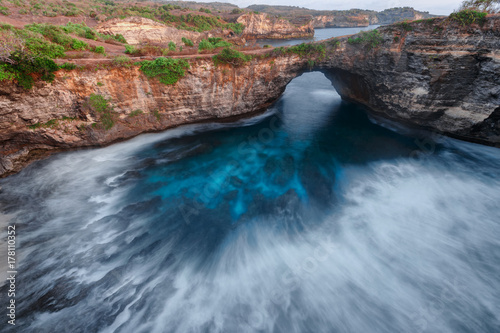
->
(128, 109, 143, 117)
(347, 30, 384, 49)
(287, 43, 326, 57)
(212, 47, 251, 67)
(139, 57, 190, 85)
(59, 62, 77, 70)
(4, 53, 59, 89)
(0, 6, 10, 15)
(26, 36, 66, 58)
(92, 45, 106, 54)
(328, 39, 340, 48)
(182, 37, 194, 47)
(125, 45, 137, 55)
(225, 22, 245, 35)
(397, 20, 413, 31)
(0, 23, 13, 30)
(0, 64, 16, 81)
(88, 93, 114, 129)
(168, 41, 176, 51)
(24, 23, 90, 53)
(113, 55, 132, 67)
(71, 39, 88, 50)
(153, 109, 161, 121)
(449, 9, 487, 26)
(208, 37, 232, 48)
(28, 119, 60, 130)
(114, 34, 127, 43)
(263, 44, 271, 48)
(198, 38, 214, 51)
(199, 38, 232, 51)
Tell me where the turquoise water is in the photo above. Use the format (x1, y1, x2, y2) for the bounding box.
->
(1, 72, 500, 333)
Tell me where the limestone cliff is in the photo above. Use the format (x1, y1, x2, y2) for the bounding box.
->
(311, 10, 433, 28)
(247, 5, 436, 28)
(96, 17, 205, 45)
(237, 13, 314, 39)
(1, 16, 499, 178)
(375, 7, 434, 25)
(317, 15, 500, 146)
(0, 56, 305, 177)
(311, 15, 371, 28)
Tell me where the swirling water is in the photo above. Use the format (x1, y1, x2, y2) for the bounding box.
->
(1, 72, 500, 333)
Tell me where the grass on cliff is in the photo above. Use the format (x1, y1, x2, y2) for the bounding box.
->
(212, 47, 251, 67)
(347, 30, 384, 49)
(27, 116, 77, 130)
(198, 38, 232, 51)
(139, 57, 190, 85)
(182, 37, 194, 47)
(4, 0, 246, 35)
(0, 23, 124, 89)
(287, 43, 326, 58)
(449, 9, 487, 26)
(88, 94, 114, 130)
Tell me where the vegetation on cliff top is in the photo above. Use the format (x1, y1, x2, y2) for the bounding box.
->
(212, 47, 251, 67)
(287, 43, 326, 57)
(139, 57, 190, 85)
(347, 30, 384, 49)
(0, 22, 126, 89)
(198, 37, 232, 51)
(448, 0, 497, 26)
(449, 9, 487, 25)
(0, 0, 245, 35)
(0, 23, 60, 89)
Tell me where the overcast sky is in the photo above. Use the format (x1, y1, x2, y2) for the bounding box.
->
(195, 0, 462, 15)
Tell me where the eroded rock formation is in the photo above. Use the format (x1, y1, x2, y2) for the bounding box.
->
(1, 16, 499, 177)
(311, 14, 371, 28)
(316, 16, 500, 145)
(0, 56, 306, 176)
(96, 17, 205, 45)
(237, 13, 314, 39)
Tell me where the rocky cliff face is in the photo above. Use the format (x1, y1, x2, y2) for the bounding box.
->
(96, 17, 205, 45)
(310, 10, 434, 28)
(375, 7, 434, 24)
(312, 15, 371, 28)
(317, 15, 500, 145)
(237, 13, 314, 39)
(1, 16, 499, 177)
(0, 56, 305, 177)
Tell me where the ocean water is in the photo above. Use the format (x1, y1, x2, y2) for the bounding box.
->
(1, 72, 500, 333)
(255, 25, 380, 47)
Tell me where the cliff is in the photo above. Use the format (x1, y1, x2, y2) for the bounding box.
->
(317, 15, 500, 145)
(311, 15, 370, 28)
(96, 17, 205, 45)
(1, 16, 499, 178)
(0, 55, 305, 177)
(237, 13, 314, 39)
(247, 5, 436, 28)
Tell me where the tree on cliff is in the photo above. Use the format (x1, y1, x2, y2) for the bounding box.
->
(460, 0, 500, 13)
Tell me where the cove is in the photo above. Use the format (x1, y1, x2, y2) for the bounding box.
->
(0, 72, 500, 333)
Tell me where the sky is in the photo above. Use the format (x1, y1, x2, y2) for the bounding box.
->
(193, 0, 462, 15)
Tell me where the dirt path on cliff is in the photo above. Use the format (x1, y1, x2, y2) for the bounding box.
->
(56, 47, 277, 65)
